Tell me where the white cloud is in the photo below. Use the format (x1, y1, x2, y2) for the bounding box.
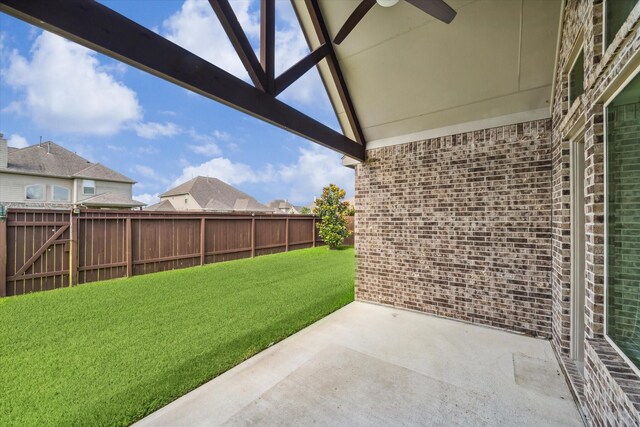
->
(173, 157, 275, 187)
(7, 133, 29, 148)
(185, 128, 233, 156)
(107, 144, 127, 152)
(137, 146, 159, 155)
(187, 143, 222, 156)
(162, 0, 257, 80)
(3, 32, 142, 135)
(277, 144, 354, 204)
(1, 101, 23, 115)
(173, 143, 353, 205)
(132, 165, 170, 185)
(211, 130, 231, 141)
(134, 121, 180, 139)
(133, 165, 158, 179)
(134, 193, 160, 206)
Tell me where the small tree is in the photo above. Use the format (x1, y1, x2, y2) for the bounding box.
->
(345, 204, 356, 217)
(300, 206, 311, 215)
(313, 184, 352, 249)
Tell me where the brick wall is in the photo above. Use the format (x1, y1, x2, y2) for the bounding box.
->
(355, 119, 552, 337)
(585, 340, 640, 427)
(551, 0, 640, 424)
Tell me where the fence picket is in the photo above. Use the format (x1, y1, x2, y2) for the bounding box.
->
(2, 209, 352, 297)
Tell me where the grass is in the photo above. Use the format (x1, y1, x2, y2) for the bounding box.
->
(0, 246, 355, 426)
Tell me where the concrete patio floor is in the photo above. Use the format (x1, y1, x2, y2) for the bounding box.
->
(136, 302, 583, 426)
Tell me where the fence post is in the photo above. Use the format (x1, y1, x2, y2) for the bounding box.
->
(0, 215, 6, 297)
(285, 217, 289, 252)
(312, 217, 316, 248)
(251, 216, 255, 258)
(70, 211, 79, 286)
(200, 217, 206, 266)
(126, 217, 133, 277)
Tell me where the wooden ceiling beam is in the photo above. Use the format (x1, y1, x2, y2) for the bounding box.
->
(0, 0, 364, 160)
(208, 0, 267, 92)
(274, 44, 330, 96)
(260, 0, 276, 94)
(304, 0, 366, 146)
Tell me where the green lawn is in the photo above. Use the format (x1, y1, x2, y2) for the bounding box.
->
(0, 246, 355, 426)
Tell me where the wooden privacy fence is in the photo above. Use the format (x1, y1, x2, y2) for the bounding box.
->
(0, 209, 339, 297)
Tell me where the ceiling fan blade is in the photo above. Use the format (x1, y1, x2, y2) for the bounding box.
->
(334, 0, 377, 45)
(405, 0, 456, 24)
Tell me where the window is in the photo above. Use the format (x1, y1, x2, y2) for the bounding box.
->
(605, 0, 639, 48)
(25, 184, 45, 200)
(606, 72, 640, 373)
(568, 49, 584, 105)
(82, 179, 95, 195)
(52, 185, 70, 201)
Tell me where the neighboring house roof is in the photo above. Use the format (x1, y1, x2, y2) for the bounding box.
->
(160, 176, 272, 212)
(267, 199, 305, 213)
(4, 141, 135, 183)
(80, 192, 145, 208)
(72, 163, 134, 183)
(145, 200, 176, 211)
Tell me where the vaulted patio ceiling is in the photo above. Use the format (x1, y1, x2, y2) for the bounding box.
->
(0, 1, 560, 162)
(293, 0, 562, 150)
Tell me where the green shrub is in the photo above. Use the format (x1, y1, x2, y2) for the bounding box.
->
(313, 184, 352, 249)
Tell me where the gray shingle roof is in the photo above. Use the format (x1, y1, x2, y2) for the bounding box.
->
(81, 192, 145, 207)
(161, 176, 272, 212)
(145, 200, 176, 211)
(267, 199, 305, 213)
(267, 199, 290, 210)
(5, 141, 135, 183)
(72, 163, 134, 183)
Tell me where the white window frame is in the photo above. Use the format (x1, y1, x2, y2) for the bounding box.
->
(52, 185, 70, 202)
(82, 179, 96, 196)
(603, 66, 640, 378)
(24, 184, 45, 201)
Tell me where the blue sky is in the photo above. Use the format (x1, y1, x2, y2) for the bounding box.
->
(0, 0, 354, 206)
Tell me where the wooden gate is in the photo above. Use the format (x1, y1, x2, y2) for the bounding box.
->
(3, 210, 72, 296)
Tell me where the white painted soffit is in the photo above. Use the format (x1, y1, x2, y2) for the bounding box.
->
(293, 0, 561, 150)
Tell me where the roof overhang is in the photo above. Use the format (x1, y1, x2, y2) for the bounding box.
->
(293, 0, 561, 152)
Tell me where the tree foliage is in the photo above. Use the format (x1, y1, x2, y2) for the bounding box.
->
(313, 184, 352, 249)
(345, 204, 356, 217)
